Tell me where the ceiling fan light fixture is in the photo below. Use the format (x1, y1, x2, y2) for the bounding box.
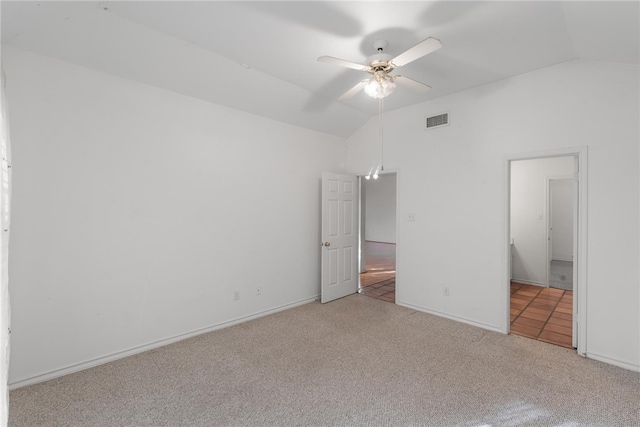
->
(364, 76, 396, 99)
(319, 37, 441, 101)
(365, 169, 372, 180)
(372, 167, 379, 180)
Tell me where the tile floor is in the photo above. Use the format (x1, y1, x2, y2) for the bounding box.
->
(359, 241, 395, 303)
(510, 282, 574, 348)
(359, 277, 395, 302)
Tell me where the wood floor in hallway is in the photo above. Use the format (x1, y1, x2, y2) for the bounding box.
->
(359, 241, 395, 303)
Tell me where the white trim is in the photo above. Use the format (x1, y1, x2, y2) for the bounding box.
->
(504, 146, 588, 358)
(551, 257, 573, 262)
(9, 296, 318, 390)
(502, 153, 511, 333)
(586, 352, 640, 373)
(397, 302, 502, 334)
(510, 279, 546, 287)
(576, 148, 588, 357)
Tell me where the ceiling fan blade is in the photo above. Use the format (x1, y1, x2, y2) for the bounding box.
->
(318, 56, 369, 72)
(338, 80, 368, 101)
(393, 75, 432, 93)
(390, 37, 442, 68)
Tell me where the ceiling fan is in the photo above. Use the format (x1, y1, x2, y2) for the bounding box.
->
(318, 37, 442, 100)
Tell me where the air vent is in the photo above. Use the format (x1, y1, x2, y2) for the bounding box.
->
(425, 112, 449, 130)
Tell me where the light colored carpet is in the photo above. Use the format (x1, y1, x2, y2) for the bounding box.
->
(9, 295, 640, 426)
(550, 260, 573, 290)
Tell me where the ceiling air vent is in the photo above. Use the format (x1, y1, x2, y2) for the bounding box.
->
(425, 112, 449, 130)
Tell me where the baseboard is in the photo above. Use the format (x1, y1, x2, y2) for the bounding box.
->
(9, 296, 319, 390)
(586, 352, 640, 373)
(397, 301, 502, 334)
(511, 278, 546, 286)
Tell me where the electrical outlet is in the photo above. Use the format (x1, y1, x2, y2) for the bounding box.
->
(256, 286, 262, 296)
(443, 287, 450, 297)
(233, 291, 240, 301)
(408, 213, 416, 222)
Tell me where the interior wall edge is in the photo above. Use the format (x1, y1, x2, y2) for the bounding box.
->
(585, 352, 640, 373)
(396, 301, 502, 334)
(510, 279, 546, 287)
(8, 295, 319, 390)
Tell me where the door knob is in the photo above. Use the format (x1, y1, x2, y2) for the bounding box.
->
(323, 242, 331, 247)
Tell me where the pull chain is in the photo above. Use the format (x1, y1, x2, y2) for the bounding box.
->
(379, 97, 384, 172)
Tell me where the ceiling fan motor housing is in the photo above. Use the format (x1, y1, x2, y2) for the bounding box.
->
(366, 53, 394, 73)
(367, 40, 394, 74)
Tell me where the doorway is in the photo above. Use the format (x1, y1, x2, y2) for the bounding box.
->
(506, 148, 587, 355)
(358, 173, 397, 303)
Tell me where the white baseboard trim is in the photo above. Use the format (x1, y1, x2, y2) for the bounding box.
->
(9, 296, 319, 390)
(511, 278, 546, 286)
(397, 301, 502, 334)
(551, 257, 573, 262)
(586, 352, 640, 373)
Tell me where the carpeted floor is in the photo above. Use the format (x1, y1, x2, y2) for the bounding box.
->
(550, 260, 573, 290)
(9, 295, 639, 426)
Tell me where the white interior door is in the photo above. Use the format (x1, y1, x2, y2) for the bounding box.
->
(321, 172, 359, 303)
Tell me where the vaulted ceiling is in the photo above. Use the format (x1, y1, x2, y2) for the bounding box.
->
(2, 1, 639, 138)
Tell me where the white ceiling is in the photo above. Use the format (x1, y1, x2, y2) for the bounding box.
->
(2, 1, 639, 138)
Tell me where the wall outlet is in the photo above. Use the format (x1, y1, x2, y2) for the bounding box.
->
(443, 287, 450, 297)
(233, 291, 240, 301)
(408, 213, 416, 222)
(256, 286, 262, 296)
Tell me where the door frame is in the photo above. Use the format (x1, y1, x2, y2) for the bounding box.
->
(357, 169, 400, 300)
(503, 147, 587, 356)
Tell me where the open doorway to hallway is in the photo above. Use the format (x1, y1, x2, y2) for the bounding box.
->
(359, 241, 395, 302)
(509, 155, 577, 349)
(358, 173, 396, 303)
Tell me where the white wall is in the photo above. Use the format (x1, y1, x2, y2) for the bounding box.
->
(364, 173, 396, 243)
(347, 60, 640, 371)
(4, 46, 347, 386)
(510, 157, 573, 284)
(550, 178, 574, 261)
